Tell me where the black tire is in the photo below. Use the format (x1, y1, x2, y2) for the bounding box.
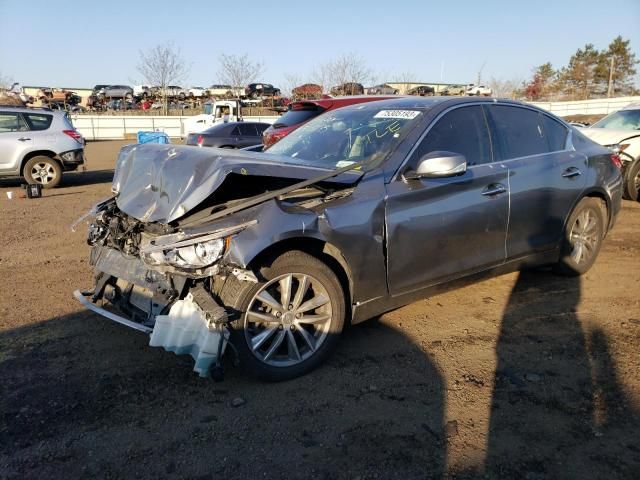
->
(217, 250, 346, 381)
(623, 159, 640, 202)
(553, 197, 606, 276)
(23, 155, 62, 188)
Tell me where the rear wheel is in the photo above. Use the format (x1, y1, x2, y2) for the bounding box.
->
(23, 156, 62, 188)
(553, 197, 605, 276)
(218, 251, 345, 381)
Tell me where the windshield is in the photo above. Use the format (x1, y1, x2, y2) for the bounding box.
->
(265, 106, 422, 170)
(592, 109, 640, 130)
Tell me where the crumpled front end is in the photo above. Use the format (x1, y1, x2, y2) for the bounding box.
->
(75, 144, 362, 379)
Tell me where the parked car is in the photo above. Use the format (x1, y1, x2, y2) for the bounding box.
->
(185, 122, 270, 149)
(165, 86, 187, 100)
(366, 84, 399, 95)
(208, 85, 236, 98)
(133, 85, 151, 98)
(99, 85, 134, 99)
(188, 87, 207, 98)
(262, 95, 395, 148)
(330, 82, 364, 96)
(245, 83, 281, 98)
(441, 84, 465, 95)
(466, 85, 492, 96)
(0, 106, 85, 188)
(580, 103, 640, 201)
(291, 83, 323, 99)
(407, 85, 435, 96)
(75, 97, 622, 381)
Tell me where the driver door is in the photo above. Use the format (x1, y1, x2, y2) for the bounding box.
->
(385, 105, 509, 295)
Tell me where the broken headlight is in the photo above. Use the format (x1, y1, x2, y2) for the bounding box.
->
(144, 238, 225, 269)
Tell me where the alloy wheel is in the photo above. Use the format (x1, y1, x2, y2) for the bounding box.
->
(30, 162, 57, 185)
(569, 209, 599, 264)
(244, 273, 333, 367)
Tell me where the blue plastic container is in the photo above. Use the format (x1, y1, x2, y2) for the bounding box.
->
(137, 131, 170, 144)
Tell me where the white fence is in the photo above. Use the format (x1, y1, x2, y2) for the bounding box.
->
(71, 115, 279, 140)
(71, 96, 640, 140)
(531, 96, 640, 117)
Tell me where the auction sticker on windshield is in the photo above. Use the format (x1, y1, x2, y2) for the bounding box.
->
(373, 110, 421, 119)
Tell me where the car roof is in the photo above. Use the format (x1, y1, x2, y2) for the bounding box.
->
(0, 105, 60, 114)
(333, 96, 542, 112)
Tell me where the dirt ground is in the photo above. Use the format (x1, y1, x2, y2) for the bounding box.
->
(1, 141, 638, 480)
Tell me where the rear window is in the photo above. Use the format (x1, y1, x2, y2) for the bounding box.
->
(273, 107, 323, 128)
(487, 105, 549, 160)
(24, 113, 53, 131)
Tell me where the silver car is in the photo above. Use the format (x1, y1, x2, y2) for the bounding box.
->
(0, 106, 85, 188)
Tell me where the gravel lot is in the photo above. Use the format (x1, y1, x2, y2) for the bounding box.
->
(1, 141, 639, 480)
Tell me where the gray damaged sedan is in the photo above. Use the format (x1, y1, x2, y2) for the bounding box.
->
(75, 97, 623, 381)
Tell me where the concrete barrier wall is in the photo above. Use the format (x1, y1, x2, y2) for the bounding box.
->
(72, 96, 640, 140)
(71, 115, 280, 140)
(531, 96, 640, 117)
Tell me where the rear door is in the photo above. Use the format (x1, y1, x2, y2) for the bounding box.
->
(485, 104, 586, 258)
(385, 105, 509, 295)
(0, 112, 32, 174)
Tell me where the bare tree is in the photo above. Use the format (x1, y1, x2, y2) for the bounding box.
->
(217, 54, 264, 98)
(391, 71, 417, 95)
(137, 42, 188, 114)
(315, 53, 373, 95)
(281, 73, 303, 98)
(487, 76, 522, 99)
(0, 71, 13, 90)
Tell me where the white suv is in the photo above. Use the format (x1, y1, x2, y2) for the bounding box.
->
(0, 107, 85, 188)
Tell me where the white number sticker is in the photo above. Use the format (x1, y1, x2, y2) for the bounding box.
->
(373, 110, 420, 119)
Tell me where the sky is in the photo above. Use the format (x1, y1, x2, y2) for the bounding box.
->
(1, 0, 639, 90)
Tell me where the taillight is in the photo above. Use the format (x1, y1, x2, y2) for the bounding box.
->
(610, 153, 622, 169)
(197, 135, 203, 146)
(63, 129, 83, 143)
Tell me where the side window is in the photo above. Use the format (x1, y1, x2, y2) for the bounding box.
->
(0, 113, 29, 133)
(255, 124, 269, 134)
(238, 124, 258, 136)
(24, 113, 53, 131)
(230, 126, 242, 136)
(487, 105, 548, 159)
(411, 106, 492, 166)
(542, 115, 568, 151)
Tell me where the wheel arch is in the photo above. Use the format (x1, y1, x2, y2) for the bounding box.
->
(20, 150, 60, 175)
(578, 187, 612, 232)
(245, 236, 354, 318)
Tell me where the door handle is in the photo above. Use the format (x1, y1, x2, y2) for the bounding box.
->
(482, 183, 507, 196)
(18, 137, 31, 142)
(562, 167, 581, 178)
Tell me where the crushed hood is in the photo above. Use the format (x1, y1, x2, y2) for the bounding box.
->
(580, 127, 640, 145)
(112, 144, 361, 223)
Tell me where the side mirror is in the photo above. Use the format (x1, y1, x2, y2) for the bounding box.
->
(405, 151, 467, 179)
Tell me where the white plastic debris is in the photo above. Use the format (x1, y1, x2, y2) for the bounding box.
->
(149, 293, 227, 377)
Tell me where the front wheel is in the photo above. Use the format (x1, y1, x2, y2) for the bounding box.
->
(553, 197, 605, 276)
(218, 251, 345, 381)
(623, 159, 640, 202)
(23, 156, 62, 188)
